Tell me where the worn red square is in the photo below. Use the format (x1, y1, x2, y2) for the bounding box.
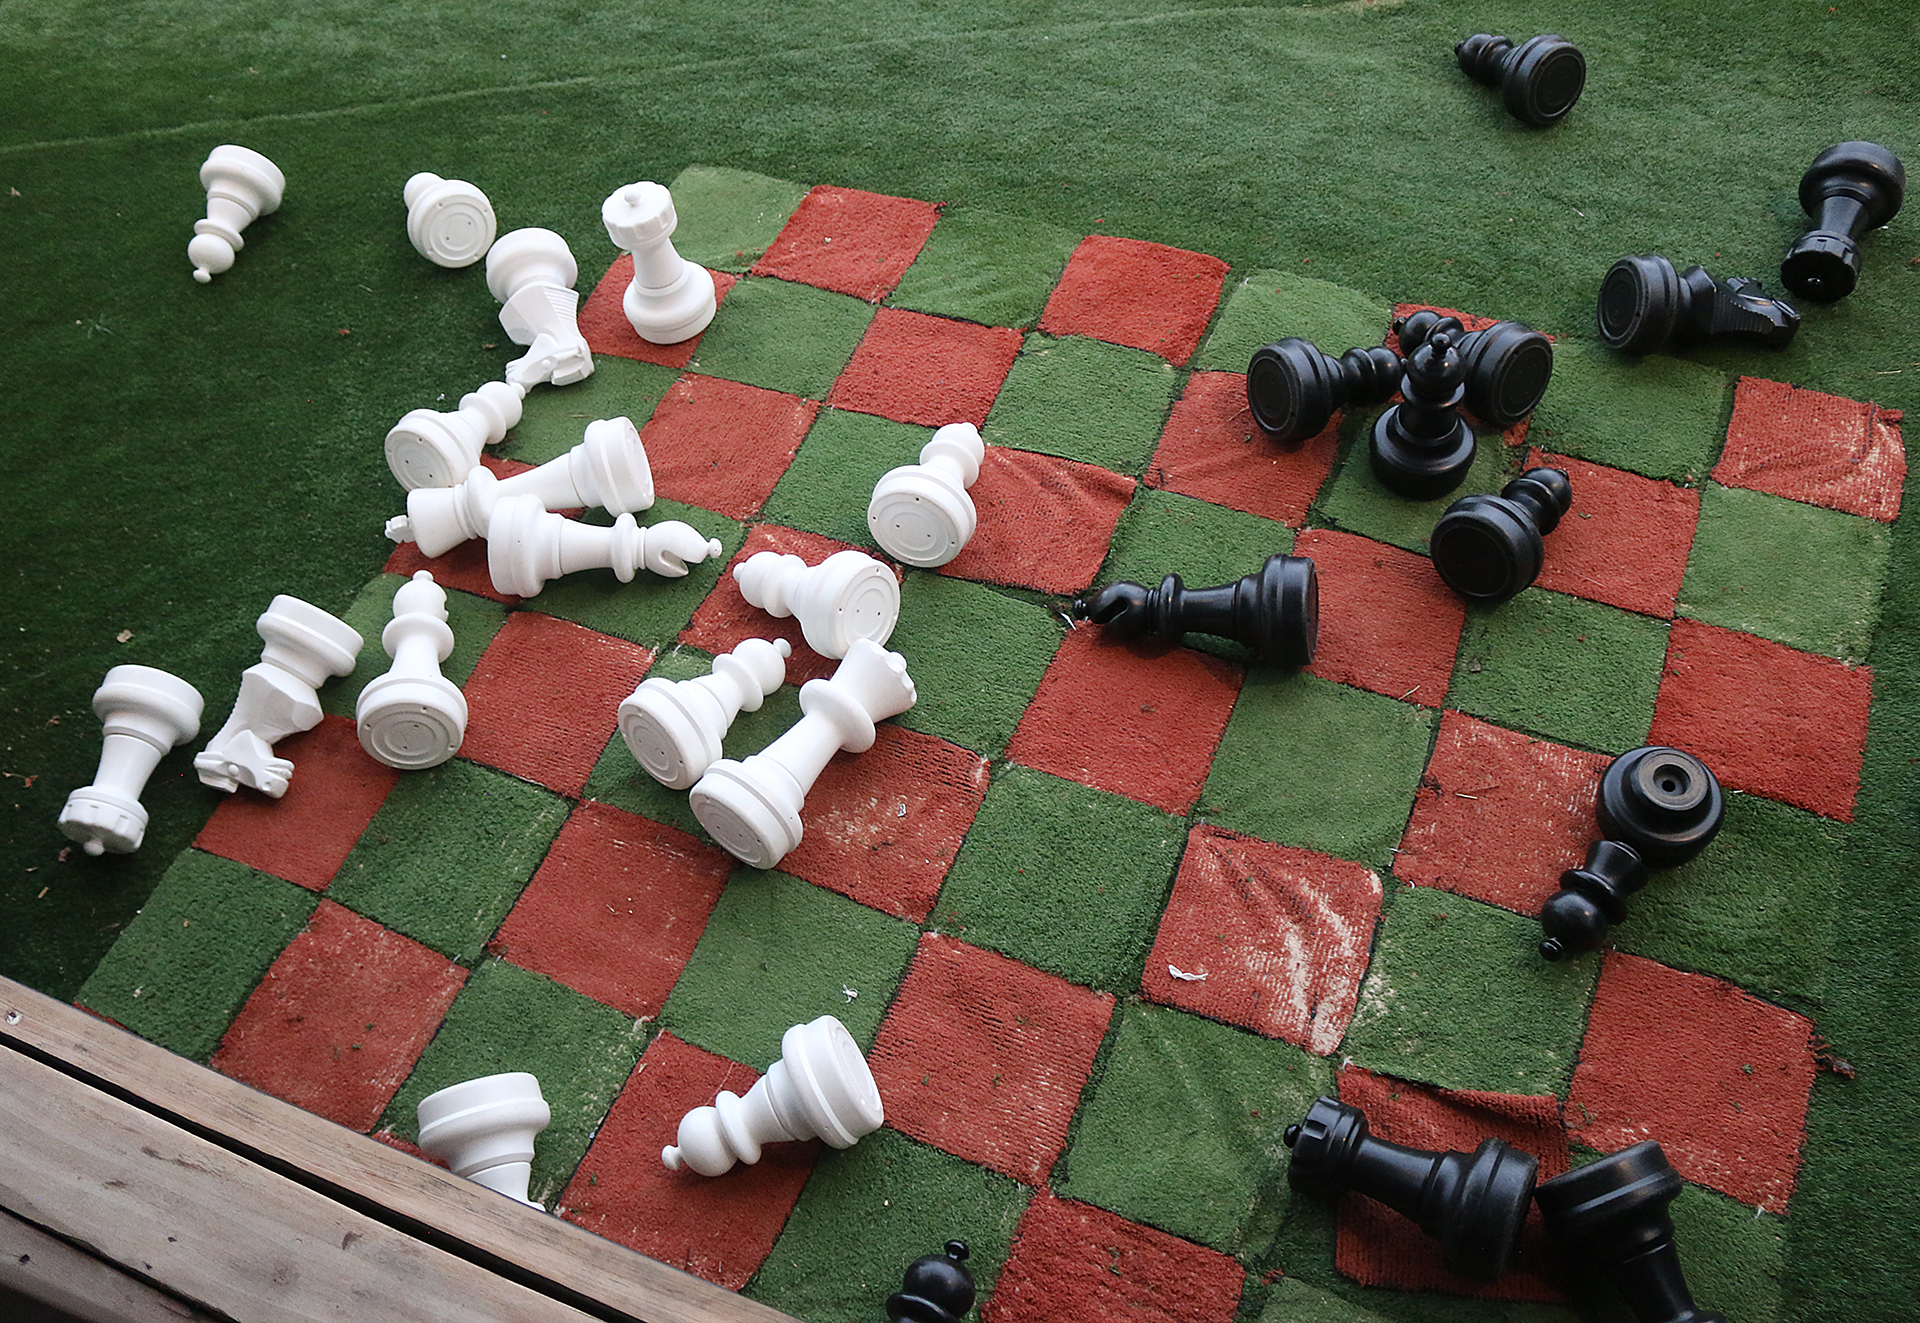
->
(868, 934, 1114, 1185)
(1038, 235, 1229, 366)
(460, 612, 654, 797)
(1145, 371, 1339, 525)
(639, 374, 818, 519)
(559, 1032, 815, 1289)
(1715, 376, 1906, 522)
(1523, 448, 1699, 618)
(1006, 626, 1243, 814)
(681, 525, 893, 685)
(938, 446, 1135, 594)
(211, 900, 467, 1131)
(382, 455, 532, 604)
(1650, 618, 1871, 821)
(1568, 953, 1816, 1213)
(1296, 528, 1464, 706)
(1142, 826, 1382, 1054)
(751, 186, 940, 301)
(579, 255, 736, 370)
(194, 716, 399, 891)
(825, 308, 1023, 427)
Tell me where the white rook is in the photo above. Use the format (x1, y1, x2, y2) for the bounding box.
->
(189, 145, 284, 283)
(356, 572, 468, 771)
(58, 666, 205, 856)
(619, 637, 792, 790)
(486, 228, 594, 388)
(602, 181, 717, 345)
(196, 596, 363, 797)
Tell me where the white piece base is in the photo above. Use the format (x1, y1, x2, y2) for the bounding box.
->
(417, 1072, 550, 1209)
(687, 757, 807, 869)
(867, 422, 986, 568)
(58, 666, 205, 856)
(385, 379, 526, 492)
(403, 171, 498, 268)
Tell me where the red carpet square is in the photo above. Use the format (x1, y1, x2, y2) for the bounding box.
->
(559, 1032, 815, 1289)
(938, 446, 1135, 594)
(211, 900, 467, 1132)
(681, 524, 888, 685)
(194, 716, 399, 890)
(639, 374, 818, 519)
(1006, 626, 1243, 814)
(1715, 376, 1906, 522)
(1142, 825, 1382, 1054)
(868, 934, 1113, 1185)
(1295, 528, 1464, 706)
(1650, 618, 1871, 821)
(826, 308, 1022, 427)
(1526, 449, 1699, 618)
(1395, 711, 1609, 914)
(1145, 370, 1339, 526)
(1039, 235, 1229, 366)
(751, 185, 941, 301)
(460, 612, 655, 797)
(1568, 952, 1816, 1213)
(580, 255, 737, 370)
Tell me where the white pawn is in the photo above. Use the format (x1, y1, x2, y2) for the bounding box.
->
(689, 639, 916, 870)
(619, 638, 792, 790)
(403, 171, 498, 268)
(189, 145, 284, 283)
(663, 1016, 883, 1177)
(485, 227, 594, 388)
(356, 572, 468, 771)
(733, 549, 900, 660)
(486, 495, 723, 598)
(195, 596, 364, 797)
(386, 379, 528, 492)
(58, 666, 205, 857)
(417, 1073, 551, 1208)
(867, 423, 987, 569)
(386, 415, 656, 557)
(601, 181, 717, 345)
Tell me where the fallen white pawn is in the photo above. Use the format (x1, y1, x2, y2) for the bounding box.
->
(619, 637, 791, 790)
(417, 1072, 551, 1208)
(486, 227, 594, 388)
(602, 180, 716, 345)
(58, 666, 205, 856)
(386, 379, 528, 492)
(195, 596, 363, 797)
(189, 144, 283, 283)
(356, 572, 468, 771)
(867, 422, 987, 569)
(402, 171, 497, 268)
(733, 549, 899, 659)
(486, 495, 722, 598)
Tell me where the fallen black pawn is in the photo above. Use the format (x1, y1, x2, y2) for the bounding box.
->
(1429, 466, 1573, 601)
(1455, 33, 1586, 126)
(1072, 554, 1318, 667)
(1396, 312, 1556, 428)
(1370, 331, 1477, 499)
(1246, 337, 1402, 444)
(1539, 839, 1648, 961)
(1598, 254, 1800, 355)
(1597, 746, 1724, 867)
(1782, 140, 1906, 303)
(887, 1240, 975, 1323)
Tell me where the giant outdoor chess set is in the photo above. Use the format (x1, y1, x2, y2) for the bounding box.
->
(66, 159, 1904, 1323)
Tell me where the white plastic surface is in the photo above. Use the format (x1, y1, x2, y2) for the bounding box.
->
(196, 596, 363, 797)
(356, 572, 468, 770)
(58, 666, 205, 856)
(190, 145, 284, 283)
(867, 422, 987, 568)
(601, 181, 717, 345)
(385, 379, 527, 492)
(402, 171, 498, 268)
(416, 1072, 551, 1209)
(485, 228, 594, 387)
(732, 549, 900, 659)
(619, 638, 791, 790)
(485, 496, 722, 598)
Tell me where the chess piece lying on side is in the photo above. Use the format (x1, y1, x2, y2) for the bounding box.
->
(867, 423, 986, 569)
(486, 228, 594, 388)
(403, 171, 497, 268)
(416, 1072, 551, 1208)
(386, 380, 528, 492)
(486, 496, 723, 597)
(196, 596, 363, 797)
(619, 638, 792, 790)
(190, 145, 284, 283)
(733, 549, 900, 659)
(58, 666, 205, 856)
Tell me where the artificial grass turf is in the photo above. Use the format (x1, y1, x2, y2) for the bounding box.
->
(762, 407, 932, 546)
(503, 356, 680, 465)
(885, 572, 1063, 757)
(1195, 270, 1394, 373)
(888, 203, 1084, 329)
(981, 333, 1182, 475)
(661, 165, 811, 274)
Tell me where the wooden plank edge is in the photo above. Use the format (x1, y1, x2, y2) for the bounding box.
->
(1, 1207, 223, 1323)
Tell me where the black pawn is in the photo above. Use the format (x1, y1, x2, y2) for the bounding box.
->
(887, 1240, 975, 1323)
(1782, 141, 1906, 303)
(1072, 554, 1318, 667)
(1396, 312, 1556, 428)
(1533, 1142, 1726, 1323)
(1455, 33, 1586, 126)
(1429, 467, 1573, 601)
(1247, 337, 1402, 444)
(1597, 746, 1724, 867)
(1370, 332, 1477, 500)
(1598, 254, 1800, 355)
(1285, 1096, 1537, 1282)
(1538, 839, 1648, 961)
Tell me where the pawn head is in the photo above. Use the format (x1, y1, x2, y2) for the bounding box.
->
(188, 232, 235, 282)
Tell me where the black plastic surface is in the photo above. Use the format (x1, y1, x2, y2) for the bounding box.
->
(1429, 466, 1573, 601)
(1369, 332, 1476, 499)
(1539, 839, 1648, 961)
(1455, 33, 1586, 125)
(1072, 554, 1319, 666)
(1782, 140, 1906, 303)
(1596, 746, 1725, 867)
(1246, 337, 1401, 443)
(886, 1241, 976, 1323)
(1598, 254, 1800, 355)
(1397, 313, 1555, 427)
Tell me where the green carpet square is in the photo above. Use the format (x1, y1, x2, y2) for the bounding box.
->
(1057, 1001, 1330, 1254)
(1311, 420, 1516, 555)
(888, 572, 1063, 757)
(1448, 590, 1669, 754)
(666, 164, 810, 272)
(932, 765, 1183, 991)
(686, 276, 876, 400)
(1678, 483, 1890, 663)
(1668, 1178, 1786, 1323)
(1256, 1278, 1400, 1323)
(660, 869, 918, 1071)
(523, 500, 745, 646)
(1526, 339, 1730, 484)
(1199, 672, 1434, 869)
(763, 409, 931, 545)
(1342, 886, 1598, 1095)
(329, 760, 569, 962)
(321, 575, 508, 720)
(76, 850, 316, 1062)
(982, 332, 1180, 474)
(1195, 270, 1392, 374)
(503, 357, 680, 466)
(888, 204, 1082, 327)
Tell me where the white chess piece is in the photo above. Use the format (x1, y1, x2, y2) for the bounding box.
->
(386, 415, 656, 557)
(356, 572, 468, 770)
(733, 549, 900, 659)
(601, 181, 717, 345)
(189, 145, 284, 283)
(416, 1073, 551, 1208)
(58, 666, 205, 857)
(486, 496, 723, 598)
(867, 423, 988, 569)
(195, 597, 364, 797)
(619, 638, 792, 790)
(485, 228, 594, 388)
(662, 1016, 883, 1177)
(402, 171, 498, 268)
(386, 379, 528, 492)
(689, 639, 916, 869)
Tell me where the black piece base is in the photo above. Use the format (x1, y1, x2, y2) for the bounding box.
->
(1370, 406, 1476, 500)
(1782, 141, 1906, 303)
(1456, 33, 1586, 126)
(1430, 467, 1573, 601)
(1247, 337, 1401, 444)
(1596, 747, 1725, 867)
(1071, 554, 1319, 666)
(1539, 839, 1648, 960)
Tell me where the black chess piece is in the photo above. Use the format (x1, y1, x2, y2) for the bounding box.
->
(1429, 466, 1573, 601)
(1284, 1095, 1538, 1282)
(1781, 141, 1906, 303)
(1455, 33, 1586, 126)
(1370, 331, 1477, 499)
(1072, 554, 1318, 667)
(887, 1240, 976, 1323)
(1246, 337, 1402, 443)
(1538, 840, 1648, 961)
(1597, 746, 1724, 867)
(1533, 1142, 1727, 1323)
(1597, 255, 1801, 355)
(1395, 312, 1556, 428)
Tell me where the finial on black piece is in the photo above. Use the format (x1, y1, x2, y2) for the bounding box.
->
(887, 1241, 975, 1323)
(1539, 840, 1648, 961)
(1370, 332, 1477, 500)
(1395, 313, 1556, 428)
(1246, 337, 1402, 443)
(1597, 746, 1724, 867)
(1429, 466, 1573, 601)
(1455, 33, 1586, 126)
(1782, 141, 1906, 303)
(1072, 554, 1319, 667)
(1598, 254, 1801, 355)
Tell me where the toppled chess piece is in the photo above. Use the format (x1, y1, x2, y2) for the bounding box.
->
(1370, 331, 1477, 499)
(1454, 33, 1587, 126)
(402, 171, 498, 268)
(663, 1015, 884, 1176)
(487, 496, 722, 598)
(387, 415, 656, 557)
(1533, 1141, 1727, 1323)
(486, 228, 594, 388)
(690, 640, 916, 869)
(733, 549, 901, 659)
(602, 180, 718, 344)
(1597, 745, 1724, 867)
(417, 1072, 551, 1208)
(1429, 466, 1574, 601)
(195, 596, 364, 796)
(189, 144, 284, 283)
(619, 638, 793, 790)
(386, 379, 528, 492)
(1073, 554, 1318, 667)
(58, 666, 205, 856)
(1284, 1095, 1538, 1282)
(1538, 840, 1649, 961)
(1597, 255, 1800, 355)
(356, 571, 468, 771)
(1246, 338, 1402, 444)
(888, 1241, 976, 1323)
(1781, 141, 1906, 303)
(1394, 312, 1556, 428)
(867, 423, 987, 568)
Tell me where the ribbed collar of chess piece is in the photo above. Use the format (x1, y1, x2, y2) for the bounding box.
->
(416, 1072, 551, 1208)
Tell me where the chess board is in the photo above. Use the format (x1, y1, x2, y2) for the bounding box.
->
(72, 165, 1903, 1323)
